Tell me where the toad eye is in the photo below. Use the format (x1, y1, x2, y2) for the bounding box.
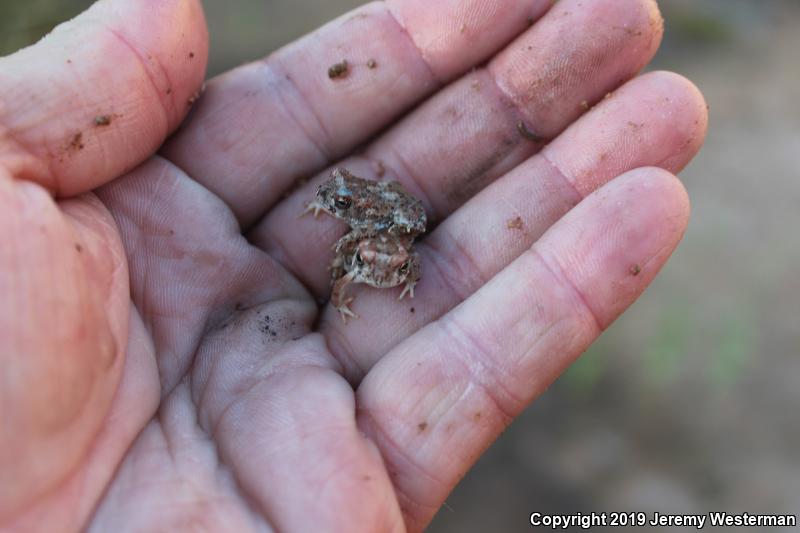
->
(334, 196, 352, 210)
(355, 251, 364, 266)
(398, 261, 410, 275)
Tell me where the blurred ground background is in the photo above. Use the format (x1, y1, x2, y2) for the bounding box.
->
(2, 1, 798, 531)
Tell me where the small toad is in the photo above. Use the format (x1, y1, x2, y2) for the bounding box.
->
(305, 167, 427, 322)
(331, 235, 421, 321)
(304, 167, 426, 237)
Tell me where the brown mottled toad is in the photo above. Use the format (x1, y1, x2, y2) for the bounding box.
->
(331, 234, 421, 322)
(305, 168, 427, 321)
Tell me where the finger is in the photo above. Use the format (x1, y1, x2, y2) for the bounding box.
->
(0, 172, 129, 520)
(191, 353, 406, 532)
(163, 0, 554, 226)
(0, 0, 208, 196)
(252, 0, 664, 296)
(322, 71, 708, 380)
(357, 168, 691, 530)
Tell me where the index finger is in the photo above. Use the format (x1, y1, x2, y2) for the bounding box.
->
(163, 0, 554, 226)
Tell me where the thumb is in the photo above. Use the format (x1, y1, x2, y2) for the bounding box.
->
(0, 0, 208, 196)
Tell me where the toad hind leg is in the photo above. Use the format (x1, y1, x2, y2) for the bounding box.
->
(329, 233, 360, 285)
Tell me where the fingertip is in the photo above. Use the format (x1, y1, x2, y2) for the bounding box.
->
(541, 69, 708, 197)
(385, 0, 553, 80)
(642, 70, 709, 170)
(490, 0, 666, 137)
(618, 166, 691, 226)
(538, 165, 690, 328)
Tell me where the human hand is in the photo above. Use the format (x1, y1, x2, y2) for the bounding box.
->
(0, 0, 707, 531)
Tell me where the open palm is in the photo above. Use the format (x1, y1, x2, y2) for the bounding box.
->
(0, 0, 707, 531)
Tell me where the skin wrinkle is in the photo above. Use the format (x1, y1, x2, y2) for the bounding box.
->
(538, 149, 588, 201)
(102, 25, 172, 141)
(322, 320, 367, 385)
(197, 338, 343, 443)
(438, 315, 525, 423)
(483, 60, 552, 145)
(419, 235, 488, 303)
(257, 216, 323, 292)
(357, 407, 448, 510)
(438, 102, 523, 210)
(143, 402, 268, 532)
(265, 60, 334, 163)
(0, 115, 57, 192)
(172, 382, 277, 532)
(529, 244, 605, 332)
(382, 2, 444, 86)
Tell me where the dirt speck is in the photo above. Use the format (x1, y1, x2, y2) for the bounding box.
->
(94, 115, 112, 127)
(374, 160, 386, 177)
(527, 16, 535, 25)
(328, 60, 350, 79)
(166, 87, 172, 95)
(459, 23, 467, 34)
(507, 216, 524, 230)
(517, 121, 543, 142)
(68, 132, 84, 151)
(417, 422, 428, 433)
(189, 51, 195, 59)
(580, 100, 590, 111)
(367, 58, 377, 69)
(410, 307, 415, 313)
(187, 90, 201, 106)
(630, 264, 642, 276)
(74, 243, 83, 253)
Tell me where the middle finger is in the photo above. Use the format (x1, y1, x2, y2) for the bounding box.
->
(249, 0, 664, 297)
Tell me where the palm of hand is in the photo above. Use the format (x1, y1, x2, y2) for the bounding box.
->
(0, 0, 707, 531)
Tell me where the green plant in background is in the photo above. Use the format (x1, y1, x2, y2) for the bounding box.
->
(642, 304, 692, 387)
(0, 0, 89, 56)
(563, 334, 609, 396)
(706, 312, 754, 390)
(664, 6, 733, 45)
(642, 303, 754, 391)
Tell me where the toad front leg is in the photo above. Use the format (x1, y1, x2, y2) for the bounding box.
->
(329, 230, 368, 284)
(397, 250, 421, 300)
(331, 270, 358, 323)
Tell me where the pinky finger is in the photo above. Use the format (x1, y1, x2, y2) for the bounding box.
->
(356, 167, 690, 531)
